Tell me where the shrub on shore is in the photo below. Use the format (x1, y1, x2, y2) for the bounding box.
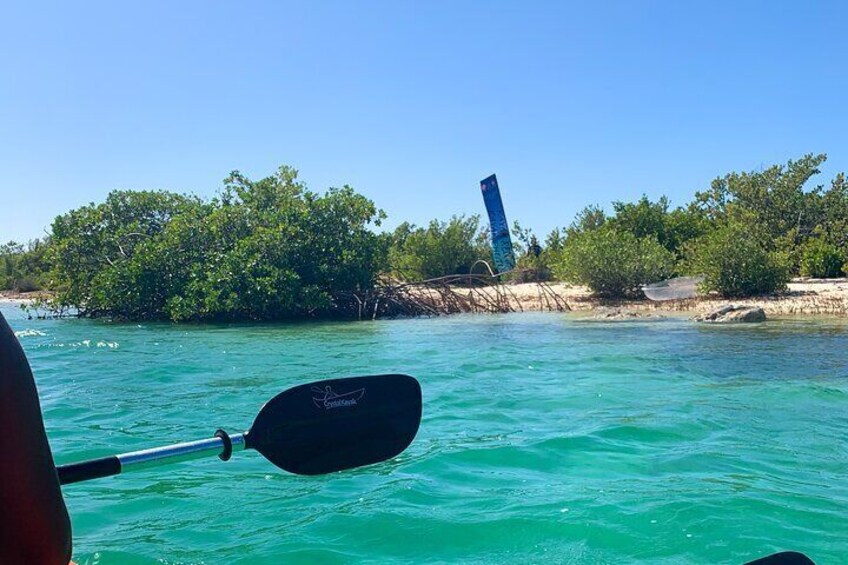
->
(388, 215, 490, 281)
(799, 237, 845, 278)
(682, 221, 790, 297)
(0, 240, 51, 292)
(505, 222, 553, 282)
(606, 197, 711, 257)
(551, 226, 676, 298)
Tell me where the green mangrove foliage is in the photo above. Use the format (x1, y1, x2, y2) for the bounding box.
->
(0, 240, 51, 292)
(682, 221, 790, 297)
(387, 215, 490, 281)
(48, 167, 388, 321)
(508, 221, 552, 282)
(693, 154, 826, 237)
(549, 154, 848, 298)
(692, 154, 847, 270)
(49, 189, 201, 314)
(552, 226, 677, 298)
(547, 198, 707, 297)
(799, 237, 845, 278)
(609, 196, 710, 256)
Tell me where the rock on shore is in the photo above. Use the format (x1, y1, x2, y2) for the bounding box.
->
(590, 307, 666, 321)
(694, 305, 766, 323)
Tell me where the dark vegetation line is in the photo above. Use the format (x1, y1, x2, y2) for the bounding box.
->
(2, 154, 847, 321)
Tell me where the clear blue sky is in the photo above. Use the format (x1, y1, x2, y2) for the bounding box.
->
(2, 1, 847, 242)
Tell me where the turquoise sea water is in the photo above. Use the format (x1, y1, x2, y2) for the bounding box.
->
(3, 303, 848, 564)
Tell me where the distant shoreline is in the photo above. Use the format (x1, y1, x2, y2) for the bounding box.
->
(4, 279, 848, 318)
(0, 290, 49, 305)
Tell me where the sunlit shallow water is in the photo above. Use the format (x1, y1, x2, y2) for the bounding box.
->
(3, 303, 847, 564)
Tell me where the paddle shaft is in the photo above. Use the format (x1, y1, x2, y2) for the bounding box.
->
(57, 430, 246, 485)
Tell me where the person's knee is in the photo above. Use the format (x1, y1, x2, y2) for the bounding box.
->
(0, 312, 73, 564)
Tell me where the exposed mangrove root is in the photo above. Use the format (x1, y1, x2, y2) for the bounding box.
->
(334, 270, 571, 320)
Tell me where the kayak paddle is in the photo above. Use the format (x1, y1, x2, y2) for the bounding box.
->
(57, 374, 422, 485)
(743, 551, 815, 565)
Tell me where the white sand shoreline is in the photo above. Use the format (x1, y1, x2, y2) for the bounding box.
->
(497, 279, 848, 318)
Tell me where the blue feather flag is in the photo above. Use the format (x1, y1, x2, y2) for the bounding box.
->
(480, 174, 516, 273)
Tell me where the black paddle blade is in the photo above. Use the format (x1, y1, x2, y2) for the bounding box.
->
(244, 374, 422, 475)
(744, 551, 815, 565)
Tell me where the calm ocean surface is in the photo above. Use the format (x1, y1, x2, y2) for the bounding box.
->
(3, 303, 847, 564)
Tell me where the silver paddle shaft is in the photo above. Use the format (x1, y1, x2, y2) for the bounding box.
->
(118, 433, 247, 472)
(58, 431, 249, 484)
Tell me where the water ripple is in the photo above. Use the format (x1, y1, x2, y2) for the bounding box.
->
(5, 312, 847, 563)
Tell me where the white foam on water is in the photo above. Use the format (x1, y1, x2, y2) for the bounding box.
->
(14, 329, 46, 338)
(45, 339, 119, 349)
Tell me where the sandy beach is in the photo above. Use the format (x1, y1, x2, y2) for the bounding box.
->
(0, 290, 50, 304)
(466, 278, 848, 318)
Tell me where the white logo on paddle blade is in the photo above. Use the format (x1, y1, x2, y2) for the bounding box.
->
(311, 386, 365, 409)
